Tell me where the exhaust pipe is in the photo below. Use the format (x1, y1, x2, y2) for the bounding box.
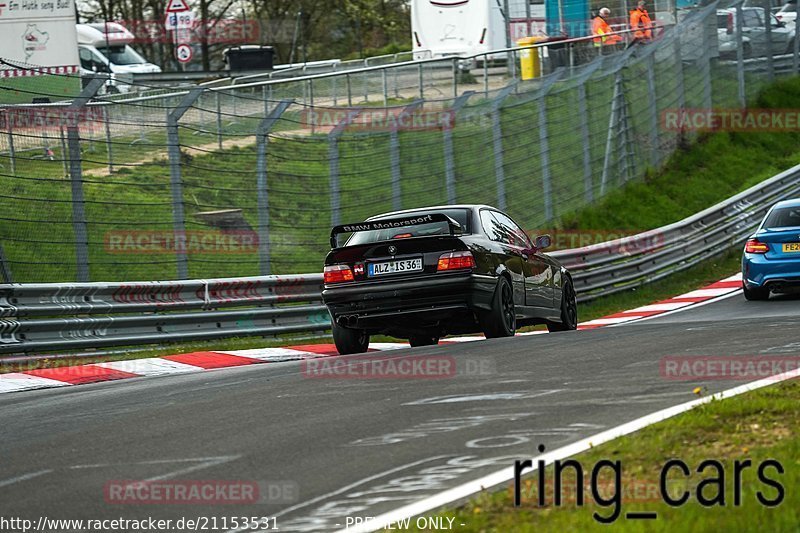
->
(337, 315, 357, 327)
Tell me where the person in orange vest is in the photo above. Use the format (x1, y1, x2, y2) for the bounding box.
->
(592, 7, 623, 47)
(630, 0, 653, 42)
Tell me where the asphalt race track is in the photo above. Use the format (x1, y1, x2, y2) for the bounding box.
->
(1, 291, 798, 532)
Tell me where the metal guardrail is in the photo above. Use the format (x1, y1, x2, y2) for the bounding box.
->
(1, 162, 799, 354)
(0, 275, 327, 353)
(557, 162, 800, 302)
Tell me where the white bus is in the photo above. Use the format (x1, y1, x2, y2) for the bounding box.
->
(410, 0, 546, 60)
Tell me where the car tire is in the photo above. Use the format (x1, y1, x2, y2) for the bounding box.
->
(481, 276, 516, 338)
(548, 279, 578, 332)
(742, 282, 770, 301)
(743, 43, 752, 59)
(409, 335, 439, 347)
(331, 320, 370, 354)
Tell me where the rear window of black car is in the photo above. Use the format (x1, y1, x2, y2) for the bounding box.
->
(763, 207, 800, 229)
(345, 209, 471, 246)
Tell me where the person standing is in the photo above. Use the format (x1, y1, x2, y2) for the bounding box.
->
(630, 0, 654, 43)
(592, 7, 623, 47)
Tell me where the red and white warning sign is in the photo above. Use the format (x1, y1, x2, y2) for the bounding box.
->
(165, 0, 190, 12)
(165, 0, 194, 29)
(175, 43, 193, 63)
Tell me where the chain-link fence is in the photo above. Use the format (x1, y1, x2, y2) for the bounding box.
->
(0, 3, 794, 283)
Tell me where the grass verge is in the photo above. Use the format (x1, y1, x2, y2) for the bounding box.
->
(404, 378, 800, 532)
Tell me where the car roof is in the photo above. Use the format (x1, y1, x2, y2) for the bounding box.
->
(365, 205, 496, 221)
(770, 198, 800, 210)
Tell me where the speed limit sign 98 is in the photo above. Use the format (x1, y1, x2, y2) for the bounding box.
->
(176, 43, 193, 63)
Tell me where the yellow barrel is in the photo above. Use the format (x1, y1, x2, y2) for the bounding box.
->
(517, 36, 544, 80)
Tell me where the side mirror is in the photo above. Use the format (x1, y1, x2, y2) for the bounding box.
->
(534, 234, 552, 251)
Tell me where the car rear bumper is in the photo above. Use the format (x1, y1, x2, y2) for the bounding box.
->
(322, 273, 497, 332)
(742, 254, 800, 292)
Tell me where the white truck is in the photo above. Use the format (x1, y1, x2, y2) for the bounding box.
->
(76, 22, 161, 93)
(0, 0, 82, 103)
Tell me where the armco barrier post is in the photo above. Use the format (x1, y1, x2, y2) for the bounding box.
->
(167, 87, 204, 280)
(673, 32, 685, 111)
(763, 0, 774, 82)
(646, 52, 660, 168)
(0, 243, 12, 283)
(255, 100, 293, 276)
(216, 91, 223, 150)
(536, 73, 562, 223)
(59, 125, 68, 178)
(795, 0, 800, 73)
(328, 109, 362, 227)
(575, 60, 602, 203)
(66, 77, 105, 282)
(491, 83, 517, 212)
(444, 92, 474, 205)
(418, 63, 424, 100)
(104, 105, 113, 175)
(382, 69, 389, 106)
(735, 1, 746, 107)
(5, 110, 16, 176)
(600, 73, 621, 197)
(701, 11, 713, 109)
(390, 100, 423, 211)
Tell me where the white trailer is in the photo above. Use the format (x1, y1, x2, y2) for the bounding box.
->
(411, 0, 546, 60)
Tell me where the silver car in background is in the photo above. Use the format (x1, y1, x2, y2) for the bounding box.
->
(717, 6, 796, 57)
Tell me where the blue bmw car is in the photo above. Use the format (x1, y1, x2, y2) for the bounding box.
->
(742, 198, 800, 300)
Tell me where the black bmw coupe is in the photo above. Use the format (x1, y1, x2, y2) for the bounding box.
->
(322, 205, 577, 354)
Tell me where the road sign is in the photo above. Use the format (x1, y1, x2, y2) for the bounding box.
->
(176, 43, 193, 63)
(165, 0, 190, 13)
(165, 10, 195, 29)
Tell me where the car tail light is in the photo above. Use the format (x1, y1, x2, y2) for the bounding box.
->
(437, 251, 476, 271)
(324, 264, 354, 283)
(744, 239, 769, 254)
(727, 12, 733, 34)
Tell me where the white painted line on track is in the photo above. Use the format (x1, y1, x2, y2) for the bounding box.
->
(340, 365, 800, 533)
(0, 469, 53, 489)
(627, 301, 693, 313)
(675, 287, 737, 299)
(0, 373, 69, 393)
(95, 358, 203, 376)
(217, 347, 322, 361)
(611, 288, 743, 326)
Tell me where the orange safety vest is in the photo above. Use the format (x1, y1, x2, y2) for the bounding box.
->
(630, 8, 653, 40)
(592, 16, 621, 46)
